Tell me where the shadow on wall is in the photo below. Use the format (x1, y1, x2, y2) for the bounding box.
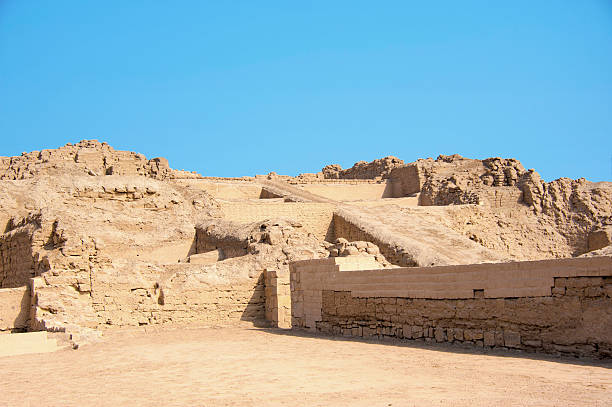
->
(187, 237, 197, 258)
(0, 286, 30, 332)
(324, 220, 335, 243)
(240, 273, 268, 327)
(259, 188, 283, 199)
(381, 181, 396, 198)
(13, 287, 30, 332)
(251, 327, 612, 368)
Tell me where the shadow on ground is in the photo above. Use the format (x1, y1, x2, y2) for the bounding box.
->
(253, 326, 612, 369)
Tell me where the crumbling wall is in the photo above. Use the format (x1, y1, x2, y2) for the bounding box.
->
(333, 213, 416, 266)
(0, 140, 201, 180)
(0, 213, 51, 288)
(290, 256, 612, 358)
(220, 202, 335, 241)
(322, 156, 405, 179)
(520, 175, 612, 255)
(194, 219, 252, 259)
(0, 226, 37, 288)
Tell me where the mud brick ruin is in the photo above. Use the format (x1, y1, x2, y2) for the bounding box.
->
(0, 140, 611, 357)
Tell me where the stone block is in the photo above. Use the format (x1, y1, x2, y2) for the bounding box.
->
(494, 331, 504, 346)
(504, 331, 521, 348)
(454, 328, 464, 341)
(523, 339, 542, 348)
(483, 331, 495, 347)
(584, 286, 603, 297)
(551, 287, 565, 296)
(434, 327, 446, 342)
(565, 277, 602, 289)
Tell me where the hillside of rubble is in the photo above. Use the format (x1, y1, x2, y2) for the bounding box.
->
(0, 140, 610, 343)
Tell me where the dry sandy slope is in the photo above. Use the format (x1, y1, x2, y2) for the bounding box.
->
(1, 327, 610, 407)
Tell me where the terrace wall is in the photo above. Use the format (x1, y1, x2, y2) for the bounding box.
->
(290, 256, 612, 358)
(296, 182, 396, 201)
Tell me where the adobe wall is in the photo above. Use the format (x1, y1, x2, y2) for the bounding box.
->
(296, 182, 396, 201)
(477, 187, 523, 208)
(0, 224, 39, 288)
(388, 165, 423, 196)
(173, 179, 263, 201)
(75, 263, 266, 329)
(0, 286, 30, 331)
(220, 202, 335, 241)
(290, 256, 612, 358)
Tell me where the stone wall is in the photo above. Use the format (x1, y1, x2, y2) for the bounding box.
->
(322, 156, 405, 179)
(0, 286, 30, 331)
(89, 263, 265, 328)
(296, 182, 396, 201)
(220, 202, 335, 241)
(290, 256, 612, 358)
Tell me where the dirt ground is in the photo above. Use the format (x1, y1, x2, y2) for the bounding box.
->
(1, 327, 610, 407)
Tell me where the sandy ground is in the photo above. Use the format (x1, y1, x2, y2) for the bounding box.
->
(0, 327, 610, 407)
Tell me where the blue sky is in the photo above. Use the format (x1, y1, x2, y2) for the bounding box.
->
(1, 1, 611, 181)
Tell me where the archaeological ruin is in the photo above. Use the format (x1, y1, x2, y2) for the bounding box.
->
(0, 140, 611, 358)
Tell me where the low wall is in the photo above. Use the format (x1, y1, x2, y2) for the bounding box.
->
(0, 286, 30, 331)
(220, 202, 335, 241)
(296, 182, 396, 201)
(290, 256, 612, 358)
(87, 263, 266, 328)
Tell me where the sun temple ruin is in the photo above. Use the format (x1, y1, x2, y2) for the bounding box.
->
(0, 140, 611, 358)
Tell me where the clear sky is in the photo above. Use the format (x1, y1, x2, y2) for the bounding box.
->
(1, 1, 611, 181)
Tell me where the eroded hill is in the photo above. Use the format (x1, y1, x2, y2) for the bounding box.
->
(0, 141, 610, 344)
